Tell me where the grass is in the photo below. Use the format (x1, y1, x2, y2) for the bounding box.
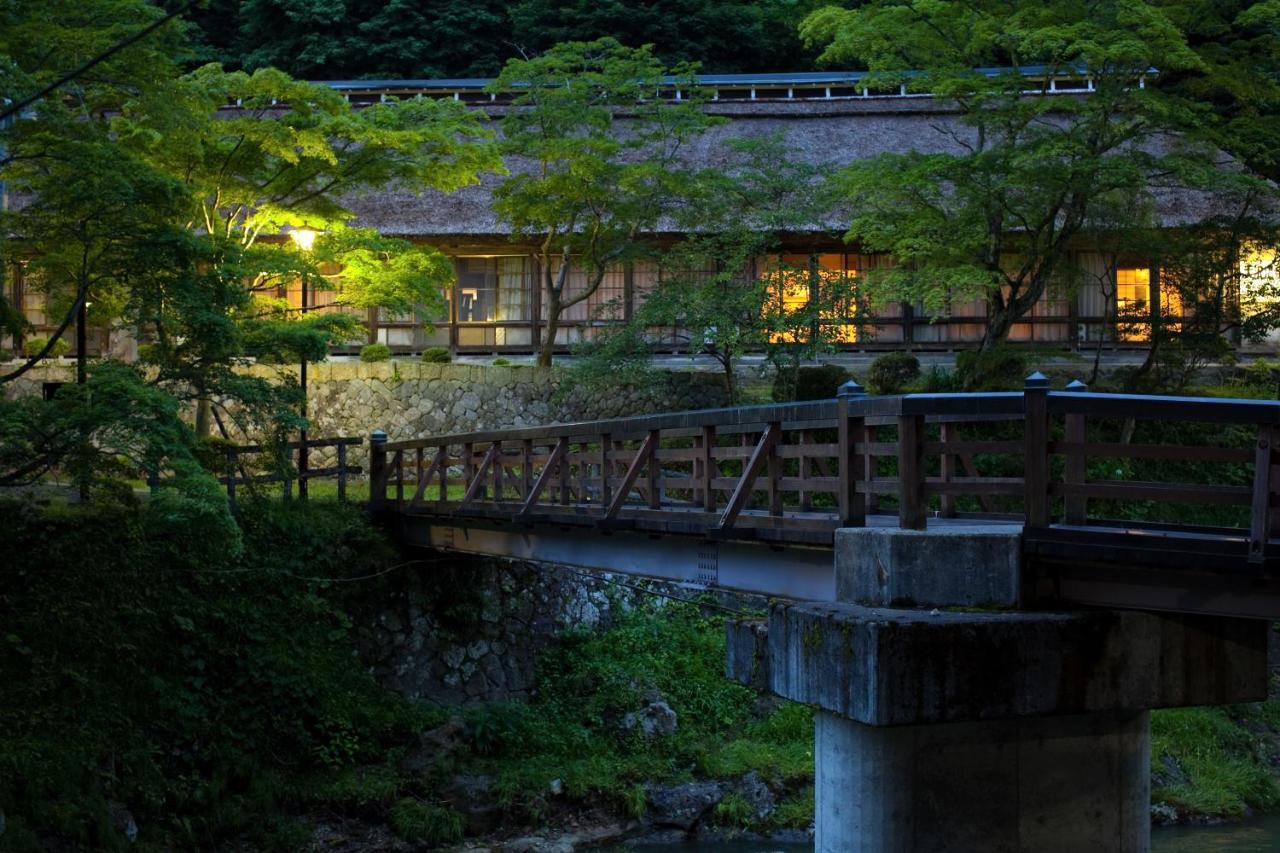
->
(1151, 701, 1280, 819)
(425, 599, 815, 830)
(387, 798, 465, 845)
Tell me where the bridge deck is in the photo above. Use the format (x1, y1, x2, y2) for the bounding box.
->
(371, 377, 1280, 618)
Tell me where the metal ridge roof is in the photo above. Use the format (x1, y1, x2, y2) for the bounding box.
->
(313, 66, 1146, 91)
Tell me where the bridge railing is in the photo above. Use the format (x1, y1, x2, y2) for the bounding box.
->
(368, 374, 1280, 557)
(220, 436, 363, 509)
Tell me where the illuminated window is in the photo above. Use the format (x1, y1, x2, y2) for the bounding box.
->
(769, 253, 858, 343)
(1115, 267, 1150, 341)
(457, 256, 531, 323)
(1241, 248, 1279, 315)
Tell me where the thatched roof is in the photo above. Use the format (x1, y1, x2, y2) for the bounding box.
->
(341, 96, 1237, 240)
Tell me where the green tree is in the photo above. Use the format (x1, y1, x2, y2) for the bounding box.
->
(1155, 0, 1280, 182)
(1, 129, 190, 383)
(181, 0, 825, 78)
(800, 0, 1230, 351)
(114, 63, 500, 432)
(0, 0, 184, 357)
(509, 0, 824, 73)
(490, 38, 717, 367)
(609, 136, 851, 403)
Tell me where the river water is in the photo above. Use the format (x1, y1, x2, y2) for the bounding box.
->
(610, 817, 1280, 851)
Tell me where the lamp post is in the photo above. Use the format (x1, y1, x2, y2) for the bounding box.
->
(290, 227, 318, 499)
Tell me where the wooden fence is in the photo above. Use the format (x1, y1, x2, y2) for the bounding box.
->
(221, 436, 363, 509)
(368, 374, 1280, 559)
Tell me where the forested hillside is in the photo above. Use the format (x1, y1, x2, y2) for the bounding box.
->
(176, 0, 827, 79)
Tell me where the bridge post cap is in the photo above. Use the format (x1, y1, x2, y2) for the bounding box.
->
(370, 428, 388, 443)
(838, 379, 865, 398)
(1024, 371, 1049, 389)
(1065, 379, 1090, 392)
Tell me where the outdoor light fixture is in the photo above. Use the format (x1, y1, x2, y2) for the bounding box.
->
(289, 227, 318, 252)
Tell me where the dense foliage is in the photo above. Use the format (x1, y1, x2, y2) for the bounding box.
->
(178, 0, 826, 79)
(0, 498, 419, 850)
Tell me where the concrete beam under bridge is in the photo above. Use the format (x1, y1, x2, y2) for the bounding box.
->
(726, 526, 1271, 853)
(396, 519, 835, 601)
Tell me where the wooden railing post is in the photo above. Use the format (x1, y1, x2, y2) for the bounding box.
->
(647, 429, 661, 509)
(337, 442, 348, 502)
(463, 441, 476, 499)
(225, 446, 238, 512)
(701, 425, 717, 512)
(1249, 424, 1277, 563)
(600, 433, 612, 508)
(897, 410, 926, 530)
(939, 422, 956, 518)
(436, 446, 448, 505)
(1063, 379, 1089, 525)
(368, 429, 387, 510)
(522, 439, 533, 501)
(298, 440, 309, 501)
(1023, 371, 1051, 528)
(837, 379, 866, 527)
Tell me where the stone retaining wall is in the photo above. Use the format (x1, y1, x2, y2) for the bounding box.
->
(4, 360, 729, 471)
(355, 558, 641, 705)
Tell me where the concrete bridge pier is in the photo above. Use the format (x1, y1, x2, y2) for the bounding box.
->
(726, 527, 1270, 853)
(815, 708, 1150, 851)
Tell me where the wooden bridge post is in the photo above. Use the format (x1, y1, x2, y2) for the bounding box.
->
(1250, 423, 1278, 563)
(1063, 379, 1089, 525)
(897, 411, 926, 529)
(368, 429, 387, 511)
(1023, 372, 1051, 528)
(837, 380, 866, 527)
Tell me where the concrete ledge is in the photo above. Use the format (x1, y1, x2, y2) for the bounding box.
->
(759, 601, 1267, 725)
(725, 619, 769, 691)
(835, 525, 1023, 608)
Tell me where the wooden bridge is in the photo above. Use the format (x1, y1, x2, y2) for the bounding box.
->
(369, 374, 1280, 619)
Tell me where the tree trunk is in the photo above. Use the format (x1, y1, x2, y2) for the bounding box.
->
(721, 353, 737, 405)
(981, 297, 1017, 352)
(195, 397, 212, 437)
(537, 297, 560, 368)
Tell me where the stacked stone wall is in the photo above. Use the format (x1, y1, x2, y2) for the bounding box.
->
(4, 360, 729, 471)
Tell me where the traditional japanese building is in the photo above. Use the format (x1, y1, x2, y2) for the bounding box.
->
(5, 69, 1271, 358)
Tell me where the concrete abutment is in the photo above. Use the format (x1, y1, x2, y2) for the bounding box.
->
(727, 526, 1270, 851)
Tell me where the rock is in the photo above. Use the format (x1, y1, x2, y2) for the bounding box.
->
(1151, 802, 1179, 825)
(400, 717, 466, 773)
(623, 697, 678, 739)
(443, 646, 467, 669)
(627, 828, 688, 845)
(549, 777, 564, 796)
(467, 639, 490, 659)
(645, 780, 729, 829)
(736, 770, 775, 821)
(1152, 753, 1189, 789)
(108, 801, 138, 843)
(443, 774, 503, 836)
(498, 836, 574, 853)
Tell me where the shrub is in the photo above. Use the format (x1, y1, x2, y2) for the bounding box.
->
(420, 346, 452, 364)
(773, 363, 853, 402)
(921, 365, 960, 393)
(387, 799, 465, 845)
(955, 345, 1028, 391)
(867, 352, 920, 395)
(359, 343, 392, 363)
(492, 357, 511, 366)
(21, 336, 70, 359)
